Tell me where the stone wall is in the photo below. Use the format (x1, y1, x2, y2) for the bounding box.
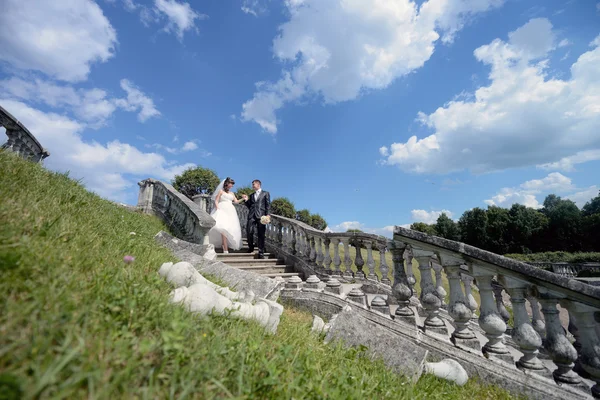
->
(0, 104, 50, 163)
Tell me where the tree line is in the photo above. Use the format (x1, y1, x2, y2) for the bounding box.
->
(410, 193, 600, 254)
(171, 166, 328, 231)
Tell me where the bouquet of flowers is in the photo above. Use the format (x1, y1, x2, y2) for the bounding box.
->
(260, 215, 271, 225)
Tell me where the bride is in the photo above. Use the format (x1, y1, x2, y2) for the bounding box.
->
(208, 177, 244, 253)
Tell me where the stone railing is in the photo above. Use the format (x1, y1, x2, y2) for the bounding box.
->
(265, 215, 394, 284)
(138, 179, 215, 245)
(392, 226, 600, 399)
(528, 262, 600, 279)
(0, 104, 50, 162)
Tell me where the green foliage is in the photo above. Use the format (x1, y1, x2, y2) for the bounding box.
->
(410, 222, 437, 236)
(0, 151, 513, 399)
(506, 204, 548, 253)
(485, 206, 510, 254)
(295, 209, 313, 226)
(347, 229, 363, 233)
(505, 252, 600, 263)
(458, 208, 488, 249)
(582, 190, 600, 217)
(435, 213, 460, 241)
(310, 213, 328, 230)
(542, 196, 582, 252)
(235, 185, 254, 198)
(270, 197, 296, 218)
(171, 166, 220, 199)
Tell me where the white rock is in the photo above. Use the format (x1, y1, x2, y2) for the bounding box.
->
(423, 359, 468, 386)
(203, 244, 217, 261)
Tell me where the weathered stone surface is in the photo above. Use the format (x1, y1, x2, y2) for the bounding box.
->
(155, 230, 283, 300)
(423, 359, 468, 386)
(155, 230, 211, 256)
(325, 305, 428, 382)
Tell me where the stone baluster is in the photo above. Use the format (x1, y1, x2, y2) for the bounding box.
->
(413, 250, 447, 335)
(562, 301, 600, 398)
(354, 240, 366, 279)
(461, 274, 479, 318)
(290, 227, 297, 255)
(315, 236, 324, 272)
(276, 221, 283, 247)
(295, 230, 304, 257)
(537, 294, 582, 387)
(364, 241, 376, 281)
(309, 235, 317, 268)
(438, 254, 478, 350)
(491, 280, 511, 325)
(377, 242, 390, 285)
(499, 277, 545, 373)
(470, 266, 513, 363)
(332, 238, 342, 276)
(526, 293, 546, 342)
(390, 241, 414, 323)
(431, 258, 447, 307)
(404, 249, 417, 298)
(342, 238, 353, 279)
(322, 238, 332, 274)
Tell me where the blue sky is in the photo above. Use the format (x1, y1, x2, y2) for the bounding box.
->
(1, 0, 599, 236)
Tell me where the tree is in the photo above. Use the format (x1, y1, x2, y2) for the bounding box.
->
(506, 204, 548, 253)
(435, 213, 460, 241)
(485, 206, 511, 254)
(582, 190, 600, 217)
(295, 209, 313, 226)
(310, 213, 327, 230)
(270, 197, 296, 218)
(458, 208, 488, 249)
(410, 222, 437, 236)
(235, 186, 254, 198)
(543, 196, 582, 251)
(581, 214, 600, 251)
(541, 194, 562, 215)
(172, 166, 220, 199)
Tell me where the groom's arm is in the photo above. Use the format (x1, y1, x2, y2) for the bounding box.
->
(264, 192, 271, 215)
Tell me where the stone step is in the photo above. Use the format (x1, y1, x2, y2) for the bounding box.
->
(263, 272, 300, 278)
(237, 266, 290, 274)
(221, 258, 281, 266)
(216, 252, 273, 258)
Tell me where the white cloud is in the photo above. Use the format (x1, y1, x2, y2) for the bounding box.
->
(0, 0, 117, 82)
(154, 0, 207, 40)
(241, 0, 505, 134)
(241, 0, 269, 16)
(566, 186, 599, 208)
(0, 77, 160, 125)
(380, 19, 600, 174)
(329, 221, 395, 237)
(1, 99, 193, 202)
(410, 209, 453, 224)
(181, 141, 198, 151)
(558, 39, 571, 48)
(484, 172, 577, 209)
(537, 149, 600, 172)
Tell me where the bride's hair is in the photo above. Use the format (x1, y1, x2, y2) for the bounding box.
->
(223, 177, 235, 192)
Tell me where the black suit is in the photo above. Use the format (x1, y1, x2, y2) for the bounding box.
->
(244, 190, 270, 255)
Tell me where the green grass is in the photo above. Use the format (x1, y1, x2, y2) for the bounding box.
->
(0, 151, 513, 399)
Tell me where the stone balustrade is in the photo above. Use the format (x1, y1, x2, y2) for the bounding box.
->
(264, 215, 393, 284)
(528, 262, 600, 279)
(392, 226, 600, 399)
(0, 105, 50, 162)
(138, 179, 215, 245)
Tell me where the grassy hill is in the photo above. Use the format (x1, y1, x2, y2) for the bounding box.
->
(0, 151, 512, 399)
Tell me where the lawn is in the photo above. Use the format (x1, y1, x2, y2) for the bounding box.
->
(0, 150, 511, 399)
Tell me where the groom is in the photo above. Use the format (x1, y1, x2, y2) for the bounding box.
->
(242, 179, 270, 259)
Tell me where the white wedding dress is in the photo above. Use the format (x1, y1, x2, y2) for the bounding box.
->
(208, 191, 242, 250)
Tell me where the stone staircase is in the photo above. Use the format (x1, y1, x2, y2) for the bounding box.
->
(216, 238, 300, 279)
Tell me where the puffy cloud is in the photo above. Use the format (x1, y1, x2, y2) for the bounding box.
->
(0, 77, 160, 125)
(241, 0, 269, 16)
(484, 172, 584, 209)
(380, 19, 600, 174)
(537, 149, 600, 172)
(566, 186, 599, 208)
(181, 141, 198, 151)
(1, 99, 193, 202)
(0, 0, 117, 82)
(145, 140, 208, 155)
(241, 0, 505, 134)
(154, 0, 207, 40)
(410, 209, 453, 224)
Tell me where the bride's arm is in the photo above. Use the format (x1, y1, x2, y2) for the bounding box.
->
(214, 190, 222, 209)
(232, 194, 244, 204)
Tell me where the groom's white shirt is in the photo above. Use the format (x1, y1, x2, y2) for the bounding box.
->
(254, 189, 261, 201)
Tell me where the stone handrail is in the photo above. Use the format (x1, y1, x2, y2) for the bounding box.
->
(0, 104, 50, 162)
(265, 214, 393, 284)
(527, 262, 600, 279)
(138, 179, 215, 245)
(391, 226, 600, 398)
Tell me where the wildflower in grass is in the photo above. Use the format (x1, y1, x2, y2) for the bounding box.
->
(123, 255, 135, 264)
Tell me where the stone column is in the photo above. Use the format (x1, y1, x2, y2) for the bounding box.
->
(439, 254, 478, 350)
(491, 280, 511, 325)
(389, 241, 413, 323)
(562, 301, 600, 398)
(470, 265, 513, 363)
(500, 277, 545, 374)
(322, 237, 332, 274)
(332, 238, 342, 276)
(365, 241, 376, 281)
(378, 243, 390, 285)
(342, 238, 353, 279)
(354, 240, 366, 279)
(431, 259, 447, 308)
(538, 295, 582, 387)
(315, 236, 324, 272)
(414, 250, 447, 335)
(461, 274, 479, 319)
